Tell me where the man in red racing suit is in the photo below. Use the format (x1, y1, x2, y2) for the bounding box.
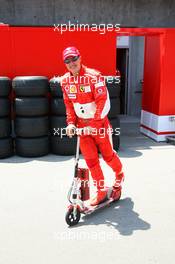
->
(61, 47, 124, 206)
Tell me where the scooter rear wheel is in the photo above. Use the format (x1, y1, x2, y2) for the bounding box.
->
(65, 207, 81, 226)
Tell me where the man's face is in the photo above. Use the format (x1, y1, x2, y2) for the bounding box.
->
(65, 56, 81, 75)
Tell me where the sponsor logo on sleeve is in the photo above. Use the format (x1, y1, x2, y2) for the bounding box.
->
(65, 85, 69, 92)
(94, 81, 105, 88)
(97, 88, 103, 94)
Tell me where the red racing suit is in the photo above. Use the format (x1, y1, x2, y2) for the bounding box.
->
(61, 65, 123, 189)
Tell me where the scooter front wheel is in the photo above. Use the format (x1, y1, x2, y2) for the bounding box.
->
(65, 206, 81, 226)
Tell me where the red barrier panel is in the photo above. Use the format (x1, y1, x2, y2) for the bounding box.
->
(0, 25, 13, 77)
(142, 30, 175, 116)
(0, 25, 117, 78)
(142, 34, 163, 115)
(160, 30, 175, 115)
(140, 29, 175, 141)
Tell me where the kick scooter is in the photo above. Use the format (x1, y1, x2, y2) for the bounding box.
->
(65, 136, 122, 226)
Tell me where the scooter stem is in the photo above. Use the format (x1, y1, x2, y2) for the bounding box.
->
(75, 135, 80, 165)
(73, 135, 80, 179)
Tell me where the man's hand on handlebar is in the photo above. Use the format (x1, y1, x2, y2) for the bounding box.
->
(66, 125, 94, 137)
(66, 124, 76, 138)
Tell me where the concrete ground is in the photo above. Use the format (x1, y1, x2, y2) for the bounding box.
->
(0, 116, 175, 264)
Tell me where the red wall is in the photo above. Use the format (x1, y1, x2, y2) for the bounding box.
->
(142, 34, 163, 115)
(160, 30, 175, 115)
(142, 29, 175, 116)
(0, 25, 116, 78)
(0, 25, 13, 77)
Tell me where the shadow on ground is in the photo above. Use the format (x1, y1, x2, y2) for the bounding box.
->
(118, 134, 172, 158)
(73, 198, 151, 236)
(0, 154, 74, 164)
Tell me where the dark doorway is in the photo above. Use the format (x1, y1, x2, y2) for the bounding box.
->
(116, 48, 129, 114)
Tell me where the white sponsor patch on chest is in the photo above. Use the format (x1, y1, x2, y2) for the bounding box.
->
(84, 85, 91, 93)
(68, 94, 76, 99)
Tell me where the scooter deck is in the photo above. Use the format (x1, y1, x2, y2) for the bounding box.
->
(81, 196, 120, 215)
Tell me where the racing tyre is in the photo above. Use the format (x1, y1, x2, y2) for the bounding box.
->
(12, 76, 49, 97)
(50, 116, 67, 136)
(0, 77, 11, 97)
(15, 116, 49, 137)
(0, 98, 10, 117)
(15, 97, 49, 117)
(51, 98, 66, 116)
(0, 138, 13, 159)
(15, 136, 49, 157)
(49, 77, 63, 98)
(0, 118, 11, 138)
(51, 136, 77, 156)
